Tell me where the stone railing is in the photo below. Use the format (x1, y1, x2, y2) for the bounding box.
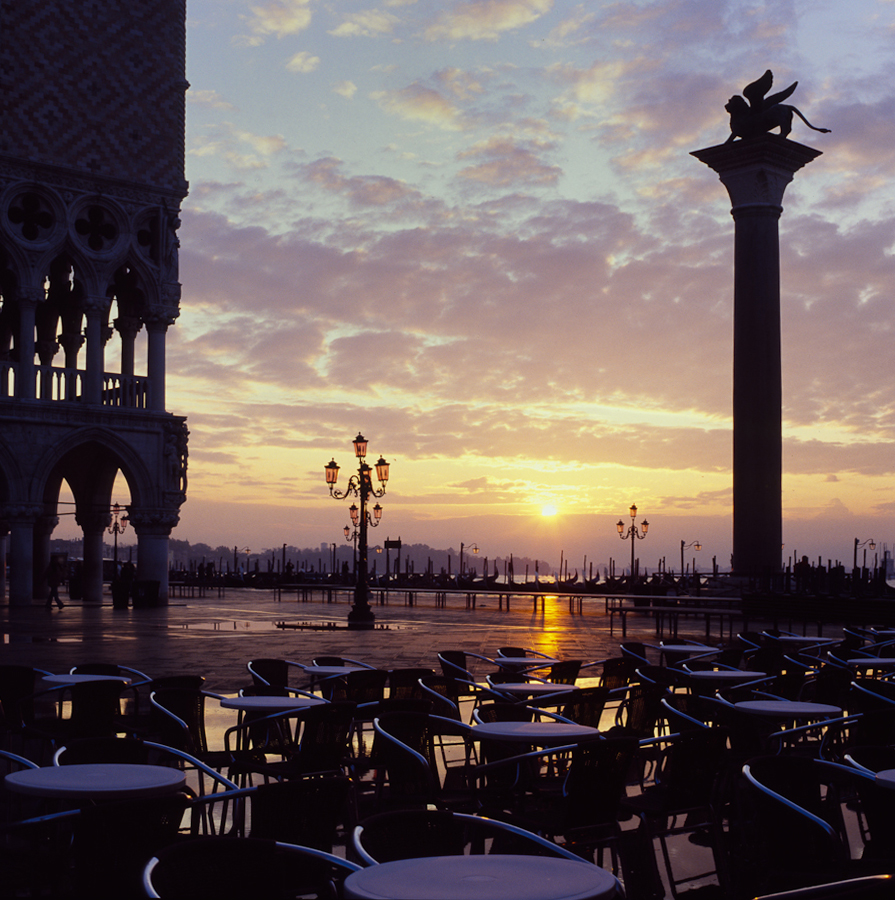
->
(0, 363, 150, 409)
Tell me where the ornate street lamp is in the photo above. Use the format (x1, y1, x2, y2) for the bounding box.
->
(325, 433, 389, 628)
(617, 504, 649, 579)
(680, 540, 702, 577)
(459, 542, 479, 576)
(108, 503, 128, 567)
(854, 537, 875, 570)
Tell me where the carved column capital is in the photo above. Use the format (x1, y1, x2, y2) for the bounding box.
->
(127, 507, 181, 535)
(81, 294, 112, 316)
(75, 509, 112, 533)
(114, 316, 143, 340)
(35, 339, 59, 365)
(0, 502, 44, 524)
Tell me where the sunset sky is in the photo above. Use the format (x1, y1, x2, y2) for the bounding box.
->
(76, 1, 895, 573)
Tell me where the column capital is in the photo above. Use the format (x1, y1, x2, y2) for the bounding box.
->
(114, 316, 143, 339)
(691, 135, 822, 213)
(128, 507, 180, 535)
(81, 294, 112, 316)
(76, 509, 112, 533)
(0, 502, 44, 524)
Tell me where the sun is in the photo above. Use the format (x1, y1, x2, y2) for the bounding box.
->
(541, 504, 558, 517)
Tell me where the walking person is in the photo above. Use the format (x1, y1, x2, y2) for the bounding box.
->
(45, 558, 65, 609)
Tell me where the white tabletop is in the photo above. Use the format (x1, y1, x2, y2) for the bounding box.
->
(302, 665, 366, 676)
(342, 854, 619, 900)
(660, 644, 714, 654)
(734, 700, 841, 719)
(846, 658, 895, 668)
(473, 721, 599, 743)
(489, 682, 577, 695)
(874, 769, 895, 789)
(764, 634, 830, 645)
(493, 657, 558, 668)
(42, 673, 132, 685)
(220, 695, 327, 712)
(5, 763, 186, 799)
(686, 669, 766, 683)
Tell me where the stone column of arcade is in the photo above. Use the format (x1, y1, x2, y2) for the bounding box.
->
(128, 508, 178, 606)
(692, 135, 821, 579)
(32, 515, 59, 600)
(82, 297, 110, 405)
(3, 504, 41, 605)
(76, 509, 110, 604)
(15, 290, 39, 400)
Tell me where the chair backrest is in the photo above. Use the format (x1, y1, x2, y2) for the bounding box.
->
(60, 679, 128, 740)
(144, 837, 360, 899)
(418, 675, 462, 718)
(497, 646, 527, 658)
(55, 736, 153, 765)
(294, 702, 357, 774)
(599, 657, 637, 691)
(548, 659, 581, 684)
(387, 668, 435, 700)
(438, 651, 470, 680)
(620, 642, 650, 664)
(0, 665, 42, 728)
(559, 686, 609, 729)
(247, 659, 291, 695)
(249, 775, 352, 850)
(352, 809, 586, 866)
(74, 793, 188, 898)
(613, 681, 665, 739)
(563, 736, 638, 830)
(740, 755, 850, 883)
(149, 688, 209, 754)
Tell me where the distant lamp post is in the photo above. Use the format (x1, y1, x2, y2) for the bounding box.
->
(854, 537, 876, 570)
(325, 432, 389, 628)
(617, 504, 649, 577)
(108, 503, 128, 567)
(680, 540, 702, 576)
(459, 542, 479, 576)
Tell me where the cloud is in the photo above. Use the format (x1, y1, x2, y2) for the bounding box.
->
(456, 135, 561, 187)
(285, 51, 320, 73)
(189, 123, 287, 170)
(329, 9, 400, 37)
(188, 89, 237, 111)
(372, 83, 467, 129)
(425, 0, 553, 42)
(235, 0, 313, 45)
(333, 80, 358, 99)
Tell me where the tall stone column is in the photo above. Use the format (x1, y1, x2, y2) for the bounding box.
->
(692, 135, 821, 579)
(145, 317, 170, 412)
(3, 503, 41, 605)
(129, 507, 180, 604)
(82, 296, 110, 405)
(32, 514, 59, 599)
(76, 508, 110, 604)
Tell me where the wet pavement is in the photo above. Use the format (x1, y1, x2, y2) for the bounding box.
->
(0, 585, 696, 690)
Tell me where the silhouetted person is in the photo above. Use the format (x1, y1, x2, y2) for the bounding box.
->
(45, 558, 65, 609)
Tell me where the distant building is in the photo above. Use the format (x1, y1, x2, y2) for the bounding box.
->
(0, 1, 189, 604)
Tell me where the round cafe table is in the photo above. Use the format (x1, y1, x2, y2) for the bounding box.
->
(219, 695, 327, 713)
(493, 656, 558, 671)
(473, 721, 599, 744)
(5, 763, 186, 800)
(342, 854, 620, 900)
(846, 658, 895, 671)
(733, 700, 841, 719)
(684, 669, 767, 686)
(873, 769, 895, 790)
(488, 682, 577, 696)
(42, 673, 132, 685)
(301, 665, 366, 678)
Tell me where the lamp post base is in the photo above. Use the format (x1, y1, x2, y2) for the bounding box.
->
(347, 604, 375, 629)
